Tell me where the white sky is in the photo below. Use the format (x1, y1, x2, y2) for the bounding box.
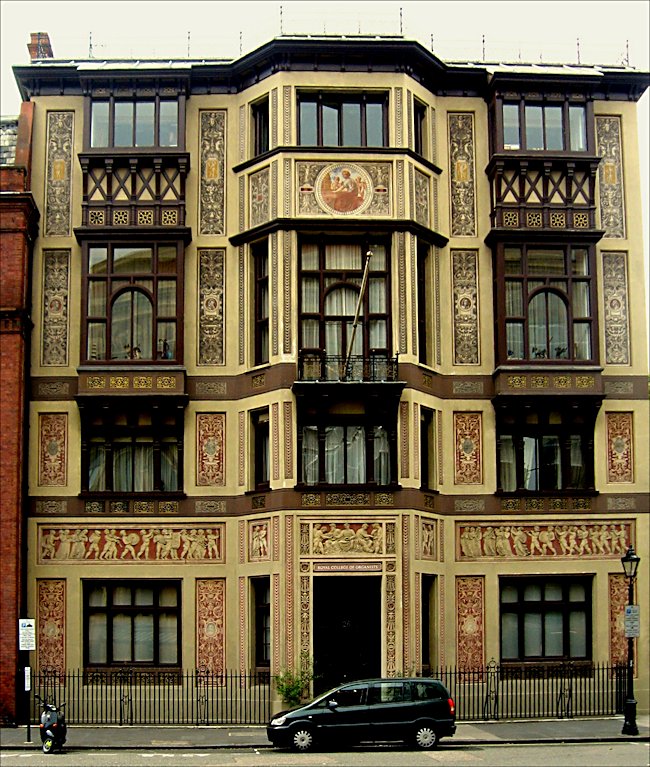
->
(1, 0, 648, 311)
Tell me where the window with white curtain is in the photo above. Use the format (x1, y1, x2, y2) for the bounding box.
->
(500, 245, 594, 364)
(299, 238, 390, 380)
(82, 405, 182, 494)
(84, 581, 180, 667)
(84, 243, 180, 363)
(496, 405, 594, 493)
(300, 421, 393, 487)
(500, 577, 591, 661)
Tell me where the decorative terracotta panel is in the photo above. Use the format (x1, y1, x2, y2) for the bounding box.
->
(38, 413, 67, 486)
(386, 574, 397, 677)
(196, 579, 225, 673)
(454, 412, 482, 484)
(400, 400, 410, 479)
(44, 112, 73, 236)
(198, 248, 225, 365)
(602, 252, 630, 365)
(284, 401, 293, 479)
(37, 579, 66, 673)
(285, 516, 295, 664)
(199, 110, 226, 235)
(196, 413, 225, 486)
(456, 576, 484, 669)
(283, 233, 292, 354)
(414, 168, 430, 226)
(249, 520, 270, 561)
(457, 521, 632, 559)
(402, 516, 411, 672)
(421, 520, 437, 559)
(448, 113, 476, 237)
(606, 412, 634, 483)
(596, 116, 625, 238)
(452, 250, 479, 364)
(39, 525, 224, 562)
(41, 250, 70, 366)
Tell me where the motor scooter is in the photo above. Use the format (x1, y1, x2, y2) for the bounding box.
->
(35, 694, 67, 753)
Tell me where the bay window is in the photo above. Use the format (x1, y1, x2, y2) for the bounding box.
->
(90, 97, 180, 148)
(298, 92, 387, 147)
(500, 100, 588, 152)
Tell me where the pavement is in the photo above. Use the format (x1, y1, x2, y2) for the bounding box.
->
(1, 715, 648, 750)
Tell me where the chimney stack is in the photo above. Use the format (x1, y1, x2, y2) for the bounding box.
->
(27, 32, 53, 60)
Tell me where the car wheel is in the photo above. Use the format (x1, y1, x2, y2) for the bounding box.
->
(413, 723, 438, 750)
(42, 738, 54, 754)
(291, 726, 315, 751)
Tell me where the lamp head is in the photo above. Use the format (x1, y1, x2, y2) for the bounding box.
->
(621, 545, 641, 579)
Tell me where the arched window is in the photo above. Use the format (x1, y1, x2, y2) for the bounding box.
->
(111, 289, 153, 360)
(528, 290, 568, 360)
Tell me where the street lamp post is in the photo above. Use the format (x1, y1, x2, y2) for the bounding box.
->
(621, 544, 640, 736)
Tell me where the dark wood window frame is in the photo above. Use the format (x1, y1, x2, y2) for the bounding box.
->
(251, 408, 270, 490)
(414, 98, 427, 157)
(251, 96, 270, 156)
(252, 239, 269, 366)
(83, 580, 181, 668)
(494, 242, 597, 366)
(497, 97, 592, 153)
(252, 576, 271, 671)
(297, 91, 388, 147)
(495, 403, 596, 494)
(82, 240, 184, 364)
(87, 94, 184, 150)
(500, 576, 592, 663)
(79, 401, 185, 496)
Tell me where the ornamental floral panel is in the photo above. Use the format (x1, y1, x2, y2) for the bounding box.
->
(602, 251, 630, 365)
(297, 161, 391, 217)
(199, 110, 226, 235)
(39, 525, 225, 562)
(609, 574, 632, 667)
(454, 412, 482, 484)
(606, 412, 634, 483)
(44, 112, 73, 236)
(38, 580, 66, 673)
(250, 166, 270, 228)
(448, 113, 476, 237)
(596, 116, 625, 238)
(41, 249, 70, 366)
(198, 248, 225, 365)
(456, 576, 484, 669)
(452, 250, 479, 364)
(457, 521, 632, 559)
(196, 579, 225, 673)
(196, 413, 226, 486)
(38, 413, 67, 486)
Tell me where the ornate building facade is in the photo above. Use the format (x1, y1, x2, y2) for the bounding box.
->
(1, 32, 648, 721)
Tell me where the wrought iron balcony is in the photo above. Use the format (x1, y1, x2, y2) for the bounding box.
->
(297, 352, 399, 383)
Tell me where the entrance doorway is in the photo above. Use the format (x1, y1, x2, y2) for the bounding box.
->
(312, 575, 381, 694)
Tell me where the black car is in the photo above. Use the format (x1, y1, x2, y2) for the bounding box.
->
(267, 677, 456, 751)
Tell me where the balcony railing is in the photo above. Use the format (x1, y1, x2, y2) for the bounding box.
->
(297, 353, 399, 383)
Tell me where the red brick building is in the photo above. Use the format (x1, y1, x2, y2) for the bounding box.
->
(0, 101, 39, 724)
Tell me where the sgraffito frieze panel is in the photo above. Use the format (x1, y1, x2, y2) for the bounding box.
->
(196, 579, 225, 673)
(453, 412, 482, 484)
(606, 412, 634, 483)
(401, 516, 411, 672)
(602, 251, 630, 365)
(199, 110, 226, 235)
(296, 161, 391, 217)
(38, 413, 67, 486)
(44, 112, 73, 236)
(456, 520, 632, 559)
(303, 520, 390, 556)
(456, 576, 484, 669)
(452, 250, 479, 364)
(386, 573, 397, 676)
(39, 524, 225, 563)
(414, 168, 430, 226)
(198, 248, 225, 365)
(37, 579, 66, 673)
(285, 516, 295, 664)
(448, 113, 476, 237)
(596, 116, 625, 238)
(283, 232, 292, 354)
(196, 413, 225, 487)
(41, 250, 70, 366)
(250, 166, 270, 228)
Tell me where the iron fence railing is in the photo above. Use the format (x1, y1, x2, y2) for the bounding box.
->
(297, 353, 399, 382)
(29, 662, 626, 726)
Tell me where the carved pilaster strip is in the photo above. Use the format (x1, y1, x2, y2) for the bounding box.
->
(238, 411, 245, 486)
(400, 400, 410, 479)
(196, 579, 225, 672)
(44, 112, 73, 236)
(398, 232, 407, 354)
(284, 401, 294, 479)
(456, 576, 484, 668)
(271, 87, 278, 149)
(596, 116, 625, 238)
(37, 579, 66, 673)
(386, 573, 396, 676)
(283, 231, 292, 354)
(198, 248, 225, 365)
(448, 113, 476, 237)
(199, 110, 226, 235)
(452, 250, 479, 364)
(283, 86, 292, 145)
(402, 516, 411, 672)
(41, 249, 70, 366)
(272, 573, 281, 673)
(602, 251, 630, 365)
(271, 232, 279, 357)
(285, 516, 294, 664)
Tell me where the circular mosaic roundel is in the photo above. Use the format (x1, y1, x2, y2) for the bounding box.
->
(314, 163, 373, 216)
